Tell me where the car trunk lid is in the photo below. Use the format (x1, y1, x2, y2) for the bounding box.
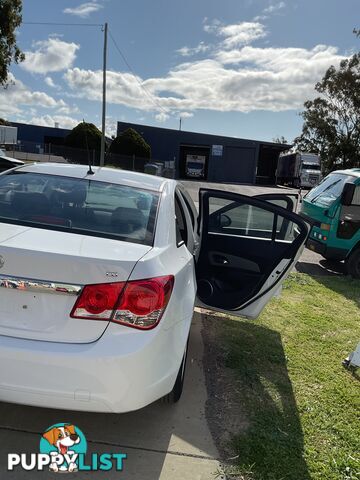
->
(0, 224, 151, 343)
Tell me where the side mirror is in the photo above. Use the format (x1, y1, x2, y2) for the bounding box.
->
(341, 183, 355, 206)
(220, 214, 232, 228)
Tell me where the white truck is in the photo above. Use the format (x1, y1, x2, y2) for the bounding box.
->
(276, 152, 322, 189)
(0, 125, 18, 146)
(186, 154, 206, 178)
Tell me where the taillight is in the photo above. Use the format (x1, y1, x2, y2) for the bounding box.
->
(71, 275, 174, 330)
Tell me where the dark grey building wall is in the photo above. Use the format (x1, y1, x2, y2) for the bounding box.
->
(117, 122, 291, 184)
(11, 122, 71, 144)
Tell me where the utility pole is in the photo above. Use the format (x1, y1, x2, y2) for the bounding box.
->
(100, 22, 108, 167)
(179, 117, 182, 131)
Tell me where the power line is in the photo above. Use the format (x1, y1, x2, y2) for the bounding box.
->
(23, 21, 103, 27)
(108, 28, 169, 117)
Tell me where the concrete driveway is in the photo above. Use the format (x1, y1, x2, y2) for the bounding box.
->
(0, 313, 223, 479)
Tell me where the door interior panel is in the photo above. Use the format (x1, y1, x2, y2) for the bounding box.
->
(197, 234, 295, 310)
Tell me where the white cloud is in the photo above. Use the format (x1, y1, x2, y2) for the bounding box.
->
(63, 1, 103, 18)
(28, 115, 79, 130)
(0, 74, 71, 118)
(203, 20, 267, 49)
(177, 42, 210, 57)
(63, 39, 345, 115)
(21, 38, 80, 74)
(217, 22, 267, 49)
(180, 112, 194, 119)
(263, 1, 286, 14)
(44, 76, 61, 90)
(254, 1, 286, 21)
(155, 112, 170, 122)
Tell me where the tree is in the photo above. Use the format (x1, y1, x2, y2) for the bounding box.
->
(109, 128, 151, 158)
(272, 136, 288, 144)
(0, 118, 10, 125)
(0, 0, 24, 86)
(64, 122, 102, 151)
(294, 48, 360, 173)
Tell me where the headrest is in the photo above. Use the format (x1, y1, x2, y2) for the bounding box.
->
(12, 192, 50, 215)
(111, 207, 145, 231)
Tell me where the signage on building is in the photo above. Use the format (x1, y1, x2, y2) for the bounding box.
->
(212, 145, 223, 156)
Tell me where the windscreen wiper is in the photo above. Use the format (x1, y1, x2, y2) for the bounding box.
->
(310, 179, 341, 203)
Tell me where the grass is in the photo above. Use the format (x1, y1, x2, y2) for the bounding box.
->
(214, 273, 360, 480)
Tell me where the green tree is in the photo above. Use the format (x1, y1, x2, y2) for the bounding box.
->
(0, 0, 24, 86)
(109, 128, 151, 158)
(294, 48, 360, 173)
(0, 118, 10, 125)
(272, 136, 288, 144)
(64, 122, 102, 151)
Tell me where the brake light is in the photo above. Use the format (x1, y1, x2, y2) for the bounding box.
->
(70, 276, 174, 330)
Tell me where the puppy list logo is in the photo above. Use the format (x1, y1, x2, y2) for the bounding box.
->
(8, 423, 127, 473)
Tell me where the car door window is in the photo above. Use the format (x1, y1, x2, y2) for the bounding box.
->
(208, 198, 299, 242)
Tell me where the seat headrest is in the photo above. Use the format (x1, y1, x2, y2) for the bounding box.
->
(111, 207, 146, 234)
(12, 192, 50, 215)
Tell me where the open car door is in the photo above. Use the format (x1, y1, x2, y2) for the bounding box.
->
(255, 193, 299, 212)
(196, 189, 310, 319)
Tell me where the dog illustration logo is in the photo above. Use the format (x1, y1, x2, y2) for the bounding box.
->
(40, 423, 87, 473)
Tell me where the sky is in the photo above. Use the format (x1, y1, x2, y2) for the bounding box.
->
(0, 0, 359, 142)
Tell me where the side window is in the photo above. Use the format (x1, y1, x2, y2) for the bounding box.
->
(175, 194, 188, 247)
(208, 197, 300, 242)
(351, 185, 360, 206)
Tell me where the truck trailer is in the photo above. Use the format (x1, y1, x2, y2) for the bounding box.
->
(276, 152, 321, 188)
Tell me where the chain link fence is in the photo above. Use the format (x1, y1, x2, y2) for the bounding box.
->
(2, 142, 176, 178)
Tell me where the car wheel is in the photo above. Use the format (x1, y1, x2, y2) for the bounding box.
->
(346, 248, 360, 279)
(163, 339, 189, 404)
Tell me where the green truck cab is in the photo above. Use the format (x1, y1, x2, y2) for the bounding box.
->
(301, 168, 360, 278)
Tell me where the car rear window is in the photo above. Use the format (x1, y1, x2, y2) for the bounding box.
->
(0, 171, 160, 246)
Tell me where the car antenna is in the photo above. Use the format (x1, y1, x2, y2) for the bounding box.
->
(84, 119, 95, 175)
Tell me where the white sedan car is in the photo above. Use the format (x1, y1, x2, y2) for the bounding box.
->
(0, 163, 309, 413)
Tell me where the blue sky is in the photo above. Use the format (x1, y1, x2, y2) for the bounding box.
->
(1, 0, 359, 142)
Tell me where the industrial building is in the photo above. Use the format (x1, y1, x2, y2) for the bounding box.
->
(118, 122, 290, 185)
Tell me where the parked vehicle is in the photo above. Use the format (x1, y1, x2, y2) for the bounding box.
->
(277, 152, 322, 188)
(301, 168, 360, 278)
(0, 164, 309, 412)
(186, 154, 205, 178)
(0, 125, 18, 145)
(0, 149, 24, 173)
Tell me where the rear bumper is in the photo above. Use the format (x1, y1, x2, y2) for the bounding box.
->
(0, 320, 189, 413)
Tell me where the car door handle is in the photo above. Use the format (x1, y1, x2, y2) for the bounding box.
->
(213, 254, 229, 265)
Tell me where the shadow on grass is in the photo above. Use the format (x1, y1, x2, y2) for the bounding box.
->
(203, 314, 311, 480)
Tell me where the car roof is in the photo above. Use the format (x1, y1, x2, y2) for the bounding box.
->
(330, 168, 360, 179)
(13, 162, 174, 192)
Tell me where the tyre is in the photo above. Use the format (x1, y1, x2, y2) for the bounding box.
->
(346, 248, 360, 279)
(163, 339, 189, 404)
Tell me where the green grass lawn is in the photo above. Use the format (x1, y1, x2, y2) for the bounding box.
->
(216, 273, 360, 480)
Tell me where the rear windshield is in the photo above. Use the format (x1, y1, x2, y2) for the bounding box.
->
(0, 172, 159, 246)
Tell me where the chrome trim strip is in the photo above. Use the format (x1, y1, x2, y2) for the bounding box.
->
(0, 274, 82, 296)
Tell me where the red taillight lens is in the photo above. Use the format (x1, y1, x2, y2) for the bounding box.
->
(70, 282, 125, 319)
(71, 275, 174, 330)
